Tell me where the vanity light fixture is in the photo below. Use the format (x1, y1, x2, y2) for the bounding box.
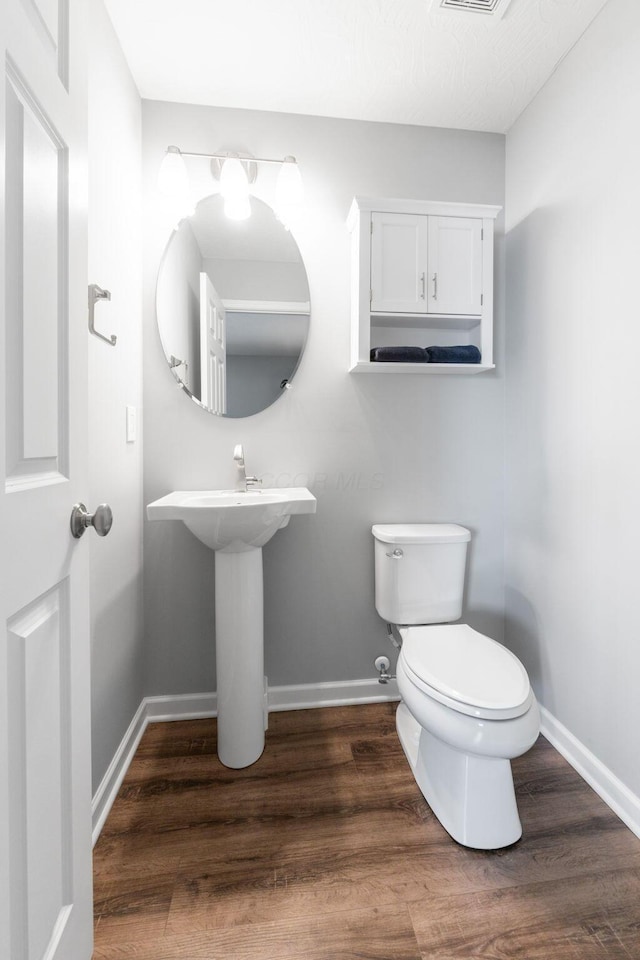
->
(158, 145, 304, 227)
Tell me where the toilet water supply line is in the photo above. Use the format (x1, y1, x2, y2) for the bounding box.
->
(374, 623, 403, 683)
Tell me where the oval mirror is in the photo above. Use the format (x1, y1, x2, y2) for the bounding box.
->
(156, 194, 310, 418)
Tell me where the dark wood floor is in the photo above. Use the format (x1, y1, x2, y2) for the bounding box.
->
(93, 703, 640, 959)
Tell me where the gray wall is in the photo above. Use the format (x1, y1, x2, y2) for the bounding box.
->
(88, 0, 144, 793)
(204, 258, 309, 302)
(505, 0, 640, 797)
(226, 355, 296, 419)
(143, 100, 506, 697)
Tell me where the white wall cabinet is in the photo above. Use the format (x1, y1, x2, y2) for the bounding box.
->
(348, 197, 501, 374)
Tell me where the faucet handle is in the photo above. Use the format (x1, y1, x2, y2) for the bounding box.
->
(245, 475, 262, 489)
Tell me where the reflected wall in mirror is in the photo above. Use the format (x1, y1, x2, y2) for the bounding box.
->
(156, 194, 310, 418)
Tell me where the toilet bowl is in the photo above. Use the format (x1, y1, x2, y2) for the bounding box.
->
(372, 523, 540, 850)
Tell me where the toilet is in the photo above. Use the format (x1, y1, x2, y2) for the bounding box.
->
(372, 523, 540, 850)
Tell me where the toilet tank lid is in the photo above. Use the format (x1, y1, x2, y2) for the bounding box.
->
(372, 523, 471, 545)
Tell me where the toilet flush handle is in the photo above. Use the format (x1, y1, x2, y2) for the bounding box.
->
(386, 548, 403, 559)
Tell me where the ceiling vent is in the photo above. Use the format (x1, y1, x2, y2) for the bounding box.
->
(431, 0, 513, 18)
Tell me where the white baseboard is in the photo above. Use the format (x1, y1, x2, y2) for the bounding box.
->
(91, 700, 147, 846)
(92, 678, 399, 844)
(268, 677, 399, 711)
(540, 705, 640, 840)
(144, 691, 218, 722)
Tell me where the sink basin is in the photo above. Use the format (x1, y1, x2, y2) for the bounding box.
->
(147, 486, 317, 552)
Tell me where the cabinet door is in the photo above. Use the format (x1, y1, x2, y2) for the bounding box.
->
(427, 217, 483, 316)
(370, 213, 429, 313)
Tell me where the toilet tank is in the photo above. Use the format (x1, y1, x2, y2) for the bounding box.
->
(372, 524, 471, 624)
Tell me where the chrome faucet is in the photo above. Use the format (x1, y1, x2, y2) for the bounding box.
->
(233, 444, 262, 492)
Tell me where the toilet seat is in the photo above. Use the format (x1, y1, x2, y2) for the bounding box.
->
(399, 623, 532, 721)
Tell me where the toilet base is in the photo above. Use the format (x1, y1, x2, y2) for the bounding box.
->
(396, 702, 522, 850)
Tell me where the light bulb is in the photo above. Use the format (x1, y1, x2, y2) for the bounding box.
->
(220, 157, 250, 201)
(158, 146, 193, 220)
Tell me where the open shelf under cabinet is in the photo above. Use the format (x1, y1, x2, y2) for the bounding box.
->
(349, 361, 495, 374)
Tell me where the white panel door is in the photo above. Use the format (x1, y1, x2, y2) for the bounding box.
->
(427, 216, 483, 316)
(0, 1, 93, 959)
(200, 272, 227, 415)
(370, 212, 429, 314)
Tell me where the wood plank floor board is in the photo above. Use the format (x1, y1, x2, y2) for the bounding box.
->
(100, 764, 357, 835)
(95, 800, 437, 914)
(92, 872, 175, 945)
(100, 752, 420, 840)
(93, 902, 422, 960)
(170, 803, 432, 869)
(165, 817, 441, 931)
(132, 719, 217, 760)
(126, 733, 357, 784)
(514, 772, 632, 844)
(265, 702, 399, 742)
(93, 704, 640, 960)
(92, 838, 183, 883)
(408, 867, 640, 959)
(162, 809, 640, 933)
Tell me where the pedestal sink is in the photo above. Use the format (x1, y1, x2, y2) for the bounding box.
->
(146, 487, 316, 768)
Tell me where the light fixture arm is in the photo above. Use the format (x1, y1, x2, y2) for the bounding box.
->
(177, 148, 297, 166)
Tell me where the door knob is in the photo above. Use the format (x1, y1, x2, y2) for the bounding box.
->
(70, 503, 113, 539)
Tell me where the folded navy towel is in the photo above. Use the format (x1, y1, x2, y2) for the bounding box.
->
(370, 346, 428, 363)
(425, 345, 481, 364)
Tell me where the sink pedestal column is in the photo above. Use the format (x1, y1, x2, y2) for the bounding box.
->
(214, 547, 266, 768)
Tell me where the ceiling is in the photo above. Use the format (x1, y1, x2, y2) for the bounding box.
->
(104, 0, 609, 134)
(189, 196, 302, 263)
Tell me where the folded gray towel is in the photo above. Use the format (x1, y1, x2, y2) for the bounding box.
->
(370, 346, 428, 363)
(425, 345, 481, 364)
